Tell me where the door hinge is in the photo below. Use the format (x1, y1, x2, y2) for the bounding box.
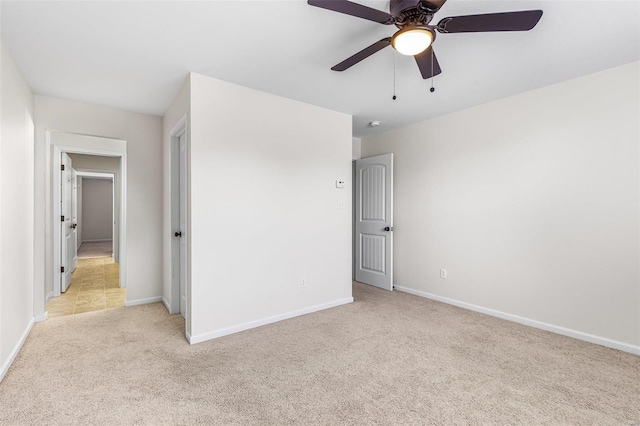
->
(61, 164, 65, 171)
(61, 215, 65, 222)
(61, 266, 65, 273)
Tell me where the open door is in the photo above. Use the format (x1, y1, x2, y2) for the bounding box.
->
(170, 117, 188, 326)
(60, 153, 77, 292)
(355, 154, 393, 290)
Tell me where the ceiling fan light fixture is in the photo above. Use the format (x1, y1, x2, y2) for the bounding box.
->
(391, 27, 434, 56)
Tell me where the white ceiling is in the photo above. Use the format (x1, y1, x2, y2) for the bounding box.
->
(2, 1, 639, 137)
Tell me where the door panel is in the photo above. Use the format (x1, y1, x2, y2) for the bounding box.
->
(61, 153, 73, 292)
(361, 165, 387, 221)
(355, 154, 393, 290)
(361, 234, 386, 274)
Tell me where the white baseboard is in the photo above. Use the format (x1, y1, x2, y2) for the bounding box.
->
(189, 297, 354, 345)
(0, 318, 35, 383)
(46, 291, 54, 303)
(125, 296, 162, 307)
(394, 285, 640, 356)
(82, 239, 113, 243)
(34, 311, 48, 322)
(161, 297, 171, 313)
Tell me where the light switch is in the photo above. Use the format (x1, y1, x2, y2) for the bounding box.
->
(337, 201, 346, 210)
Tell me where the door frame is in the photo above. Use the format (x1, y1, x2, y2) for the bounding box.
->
(75, 171, 117, 261)
(169, 114, 189, 322)
(52, 143, 127, 297)
(354, 153, 394, 290)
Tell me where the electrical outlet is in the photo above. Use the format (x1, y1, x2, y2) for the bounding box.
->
(337, 201, 346, 210)
(301, 277, 307, 288)
(440, 269, 447, 279)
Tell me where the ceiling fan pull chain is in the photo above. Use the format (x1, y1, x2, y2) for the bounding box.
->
(430, 48, 436, 93)
(392, 51, 397, 100)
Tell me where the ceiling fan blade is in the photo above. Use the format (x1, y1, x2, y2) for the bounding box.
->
(414, 46, 441, 79)
(308, 0, 393, 24)
(437, 10, 543, 33)
(332, 38, 392, 71)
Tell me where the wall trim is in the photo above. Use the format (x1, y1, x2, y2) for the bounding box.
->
(46, 291, 54, 303)
(189, 297, 354, 345)
(125, 296, 163, 307)
(0, 318, 35, 383)
(82, 239, 113, 243)
(394, 285, 640, 356)
(34, 312, 48, 322)
(161, 297, 171, 313)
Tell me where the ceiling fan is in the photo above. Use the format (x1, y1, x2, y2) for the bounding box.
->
(308, 0, 543, 80)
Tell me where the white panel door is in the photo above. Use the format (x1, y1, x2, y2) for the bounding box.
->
(179, 133, 188, 318)
(60, 153, 73, 292)
(355, 154, 393, 290)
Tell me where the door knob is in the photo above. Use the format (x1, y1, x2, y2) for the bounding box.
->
(175, 231, 182, 237)
(384, 227, 390, 231)
(71, 223, 77, 229)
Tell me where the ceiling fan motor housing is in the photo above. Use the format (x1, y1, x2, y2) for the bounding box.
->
(390, 0, 421, 16)
(391, 0, 436, 28)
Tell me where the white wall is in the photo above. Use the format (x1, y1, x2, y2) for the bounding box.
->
(69, 153, 121, 171)
(352, 137, 361, 161)
(0, 42, 35, 381)
(34, 96, 163, 312)
(187, 73, 353, 342)
(162, 76, 189, 323)
(361, 62, 640, 352)
(81, 178, 113, 242)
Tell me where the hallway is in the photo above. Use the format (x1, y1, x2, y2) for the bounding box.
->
(46, 257, 124, 317)
(77, 241, 113, 259)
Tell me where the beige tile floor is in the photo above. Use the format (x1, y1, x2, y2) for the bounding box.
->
(46, 257, 125, 318)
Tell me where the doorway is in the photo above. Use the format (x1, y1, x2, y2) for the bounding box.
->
(170, 117, 188, 320)
(48, 133, 127, 317)
(354, 153, 394, 291)
(76, 172, 115, 259)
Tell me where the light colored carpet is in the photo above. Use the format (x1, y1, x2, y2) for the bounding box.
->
(1, 283, 638, 425)
(77, 241, 113, 259)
